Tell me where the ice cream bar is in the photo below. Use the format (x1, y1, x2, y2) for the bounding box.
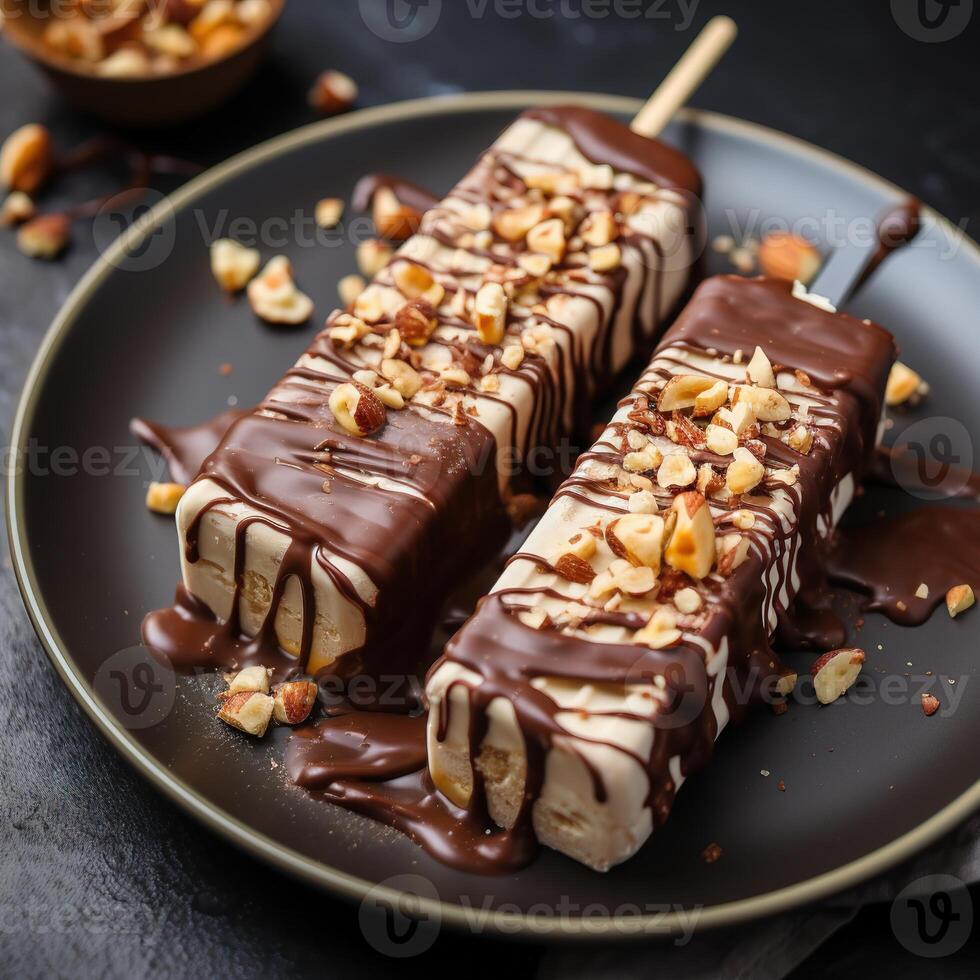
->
(425, 276, 897, 871)
(144, 107, 702, 682)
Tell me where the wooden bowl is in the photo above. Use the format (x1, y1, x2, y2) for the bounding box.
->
(0, 0, 285, 128)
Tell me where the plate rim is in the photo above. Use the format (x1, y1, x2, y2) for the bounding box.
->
(7, 89, 980, 940)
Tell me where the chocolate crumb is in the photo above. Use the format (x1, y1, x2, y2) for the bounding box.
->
(771, 699, 788, 716)
(702, 842, 723, 864)
(777, 779, 786, 792)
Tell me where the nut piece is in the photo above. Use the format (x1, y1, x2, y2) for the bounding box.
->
(757, 231, 822, 284)
(732, 385, 791, 422)
(526, 218, 566, 263)
(517, 253, 553, 278)
(501, 344, 524, 371)
(775, 671, 798, 696)
(745, 346, 776, 387)
(1, 124, 53, 194)
(589, 243, 621, 273)
(372, 186, 422, 241)
(308, 69, 358, 115)
(328, 313, 370, 347)
(16, 213, 70, 259)
(946, 584, 975, 618)
(395, 299, 438, 346)
(98, 47, 152, 77)
(328, 382, 386, 437)
(810, 647, 865, 705)
(473, 281, 508, 345)
(634, 607, 682, 649)
(356, 238, 393, 278)
(606, 513, 666, 571)
(693, 381, 729, 417)
(392, 262, 443, 306)
(493, 204, 547, 242)
(726, 447, 765, 495)
(217, 691, 274, 737)
(554, 554, 595, 584)
(145, 481, 186, 515)
(315, 197, 344, 229)
(338, 273, 366, 307)
(210, 238, 260, 292)
(560, 530, 597, 563)
(273, 680, 318, 725)
(674, 587, 702, 614)
(0, 191, 36, 226)
(579, 211, 617, 247)
(664, 491, 716, 580)
(658, 375, 717, 412)
(658, 452, 696, 489)
(380, 358, 422, 398)
(228, 665, 271, 695)
(885, 361, 924, 407)
(628, 490, 658, 515)
(705, 424, 737, 456)
(247, 256, 314, 324)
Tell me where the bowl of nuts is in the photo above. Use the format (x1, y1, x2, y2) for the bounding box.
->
(0, 0, 284, 127)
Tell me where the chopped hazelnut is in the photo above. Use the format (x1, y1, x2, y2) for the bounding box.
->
(338, 273, 366, 307)
(946, 584, 975, 618)
(210, 238, 260, 292)
(726, 448, 765, 495)
(309, 69, 358, 115)
(315, 197, 344, 229)
(589, 243, 621, 272)
(885, 361, 924, 407)
(0, 191, 35, 226)
(606, 513, 666, 571)
(664, 492, 715, 580)
(16, 213, 70, 259)
(0, 123, 53, 194)
(357, 238, 393, 278)
(247, 256, 314, 324)
(473, 281, 508, 345)
(758, 231, 822, 284)
(657, 375, 717, 412)
(811, 648, 865, 705)
(228, 665, 271, 695)
(328, 382, 386, 437)
(145, 481, 186, 515)
(526, 218, 566, 263)
(273, 680, 318, 725)
(218, 691, 274, 737)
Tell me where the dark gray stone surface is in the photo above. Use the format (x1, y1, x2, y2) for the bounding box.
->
(1, 1, 977, 976)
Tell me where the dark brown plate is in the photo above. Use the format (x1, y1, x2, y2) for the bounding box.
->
(7, 92, 980, 938)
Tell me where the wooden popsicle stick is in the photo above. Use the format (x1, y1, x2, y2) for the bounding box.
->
(630, 16, 737, 139)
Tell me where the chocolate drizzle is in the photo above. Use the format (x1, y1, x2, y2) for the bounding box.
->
(131, 408, 249, 485)
(853, 197, 921, 293)
(828, 507, 980, 625)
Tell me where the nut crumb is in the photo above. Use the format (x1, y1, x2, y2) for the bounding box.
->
(702, 842, 723, 864)
(921, 693, 940, 717)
